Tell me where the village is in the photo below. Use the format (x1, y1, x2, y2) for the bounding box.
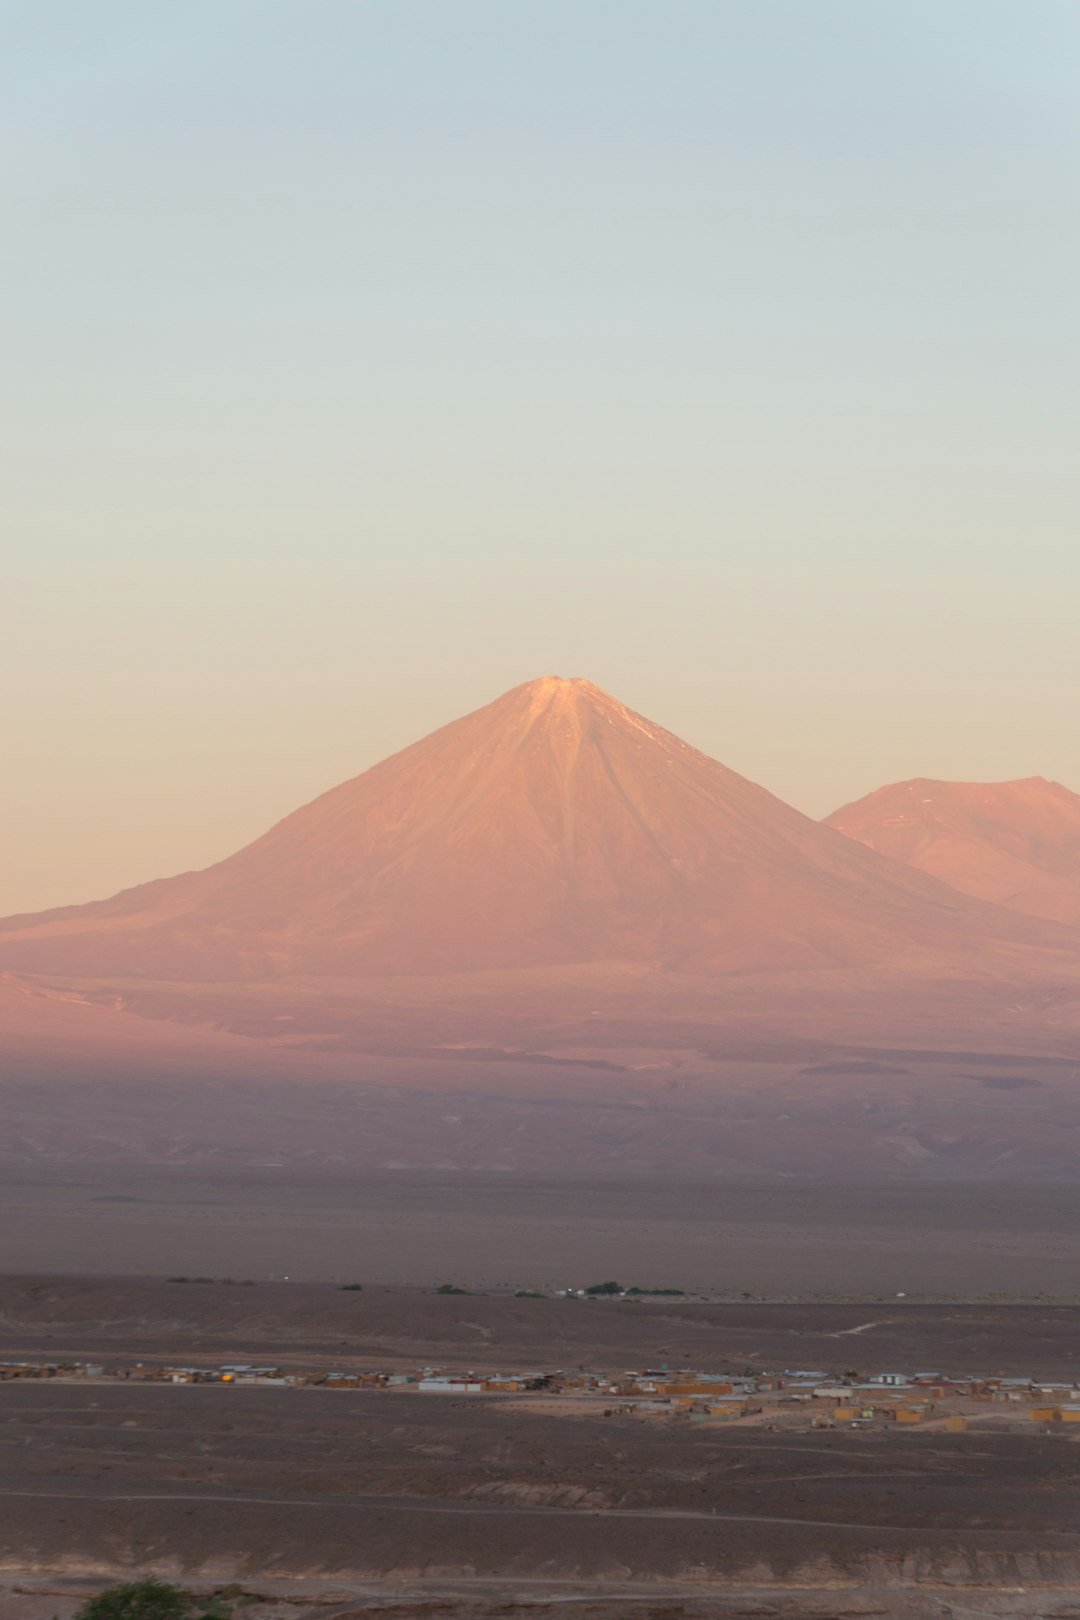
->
(5, 1351, 1080, 1433)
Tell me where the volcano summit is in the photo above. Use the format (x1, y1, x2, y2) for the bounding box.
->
(0, 677, 1059, 981)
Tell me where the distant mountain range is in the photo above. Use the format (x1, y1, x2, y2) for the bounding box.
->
(0, 677, 1073, 981)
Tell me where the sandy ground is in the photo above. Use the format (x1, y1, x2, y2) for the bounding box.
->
(3, 1383, 1080, 1617)
(4, 1168, 1080, 1297)
(4, 1276, 1080, 1377)
(6, 1284, 1080, 1616)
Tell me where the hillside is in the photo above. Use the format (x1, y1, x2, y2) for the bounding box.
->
(827, 776, 1080, 926)
(0, 678, 1060, 981)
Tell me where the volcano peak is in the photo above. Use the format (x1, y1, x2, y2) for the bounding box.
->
(515, 674, 614, 713)
(0, 680, 1057, 981)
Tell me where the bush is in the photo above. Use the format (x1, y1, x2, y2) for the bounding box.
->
(339, 1283, 363, 1291)
(73, 1578, 232, 1619)
(435, 1283, 468, 1295)
(583, 1280, 623, 1296)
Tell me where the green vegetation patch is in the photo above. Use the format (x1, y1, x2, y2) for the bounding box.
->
(72, 1577, 234, 1619)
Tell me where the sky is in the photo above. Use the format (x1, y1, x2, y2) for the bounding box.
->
(3, 0, 1079, 914)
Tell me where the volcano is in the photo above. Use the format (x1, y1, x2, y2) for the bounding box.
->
(0, 678, 1061, 981)
(826, 777, 1080, 927)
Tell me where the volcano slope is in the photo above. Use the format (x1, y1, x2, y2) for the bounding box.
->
(0, 676, 1068, 980)
(827, 775, 1080, 927)
(2, 678, 1080, 1199)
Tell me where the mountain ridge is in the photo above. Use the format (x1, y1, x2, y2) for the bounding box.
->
(0, 678, 1071, 981)
(826, 775, 1080, 926)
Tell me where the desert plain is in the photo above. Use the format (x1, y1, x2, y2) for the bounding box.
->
(6, 1281, 1080, 1620)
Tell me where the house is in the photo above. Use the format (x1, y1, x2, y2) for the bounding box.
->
(703, 1398, 747, 1419)
(667, 1379, 734, 1396)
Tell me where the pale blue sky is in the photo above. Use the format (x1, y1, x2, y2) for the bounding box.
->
(3, 1, 1078, 911)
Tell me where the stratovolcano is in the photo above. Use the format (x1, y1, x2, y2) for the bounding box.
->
(0, 677, 1060, 980)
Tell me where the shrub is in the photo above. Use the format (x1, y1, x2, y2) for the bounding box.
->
(73, 1577, 232, 1619)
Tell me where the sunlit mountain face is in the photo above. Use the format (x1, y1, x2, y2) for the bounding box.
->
(0, 677, 1066, 981)
(827, 776, 1080, 926)
(3, 680, 1080, 1186)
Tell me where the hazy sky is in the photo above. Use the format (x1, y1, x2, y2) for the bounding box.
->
(3, 1, 1079, 914)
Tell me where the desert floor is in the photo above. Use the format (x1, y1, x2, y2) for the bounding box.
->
(4, 1378, 1080, 1619)
(3, 1165, 1080, 1298)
